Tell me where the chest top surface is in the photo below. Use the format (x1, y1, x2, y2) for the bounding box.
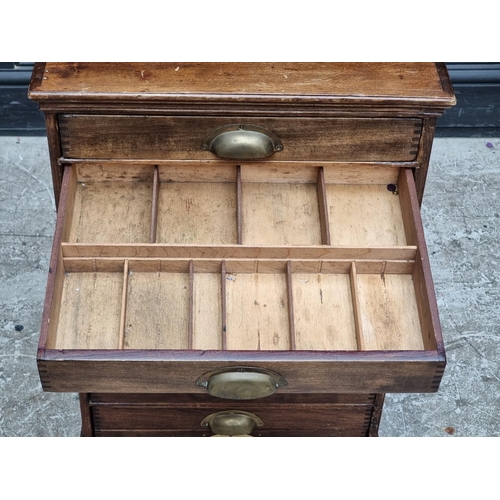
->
(29, 62, 456, 109)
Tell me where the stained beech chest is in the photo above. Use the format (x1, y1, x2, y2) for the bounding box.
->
(29, 62, 455, 436)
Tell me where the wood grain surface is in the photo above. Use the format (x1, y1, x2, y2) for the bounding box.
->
(92, 404, 371, 432)
(156, 181, 237, 245)
(58, 115, 422, 162)
(37, 352, 444, 394)
(30, 63, 455, 107)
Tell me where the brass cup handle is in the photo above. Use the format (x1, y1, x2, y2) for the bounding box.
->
(196, 367, 288, 400)
(201, 124, 283, 159)
(201, 411, 264, 436)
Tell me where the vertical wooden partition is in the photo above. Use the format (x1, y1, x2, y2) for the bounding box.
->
(317, 167, 331, 245)
(149, 166, 160, 243)
(286, 261, 297, 351)
(118, 260, 129, 349)
(349, 262, 365, 351)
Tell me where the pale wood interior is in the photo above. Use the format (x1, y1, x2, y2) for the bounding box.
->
(65, 163, 407, 247)
(52, 260, 425, 352)
(242, 183, 322, 246)
(157, 182, 237, 244)
(327, 185, 407, 246)
(357, 274, 424, 350)
(125, 271, 189, 349)
(54, 272, 122, 349)
(69, 181, 152, 243)
(293, 273, 357, 350)
(226, 273, 290, 350)
(193, 273, 222, 350)
(50, 163, 429, 354)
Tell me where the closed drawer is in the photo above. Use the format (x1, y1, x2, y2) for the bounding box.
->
(90, 393, 375, 437)
(92, 406, 372, 435)
(59, 115, 422, 163)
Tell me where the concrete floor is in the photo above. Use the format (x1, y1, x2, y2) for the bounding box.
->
(0, 135, 499, 437)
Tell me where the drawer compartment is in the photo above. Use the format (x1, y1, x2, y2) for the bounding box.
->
(90, 393, 375, 436)
(38, 163, 445, 395)
(60, 163, 413, 247)
(59, 115, 422, 163)
(50, 260, 421, 352)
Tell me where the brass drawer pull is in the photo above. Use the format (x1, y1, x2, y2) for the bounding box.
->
(201, 124, 283, 159)
(196, 366, 288, 400)
(201, 410, 264, 436)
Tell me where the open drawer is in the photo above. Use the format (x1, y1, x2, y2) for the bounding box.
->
(38, 162, 445, 395)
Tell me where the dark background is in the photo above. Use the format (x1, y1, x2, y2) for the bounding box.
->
(1, 62, 499, 137)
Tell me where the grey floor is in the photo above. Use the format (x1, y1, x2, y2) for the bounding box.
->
(1, 135, 499, 437)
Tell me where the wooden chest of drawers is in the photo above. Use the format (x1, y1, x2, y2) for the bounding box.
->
(29, 63, 455, 436)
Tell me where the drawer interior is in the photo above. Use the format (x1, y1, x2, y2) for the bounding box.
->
(45, 162, 436, 354)
(50, 259, 423, 351)
(65, 163, 409, 247)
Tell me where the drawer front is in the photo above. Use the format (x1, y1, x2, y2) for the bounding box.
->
(59, 115, 422, 162)
(90, 392, 374, 437)
(87, 393, 382, 437)
(92, 404, 372, 436)
(93, 405, 370, 430)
